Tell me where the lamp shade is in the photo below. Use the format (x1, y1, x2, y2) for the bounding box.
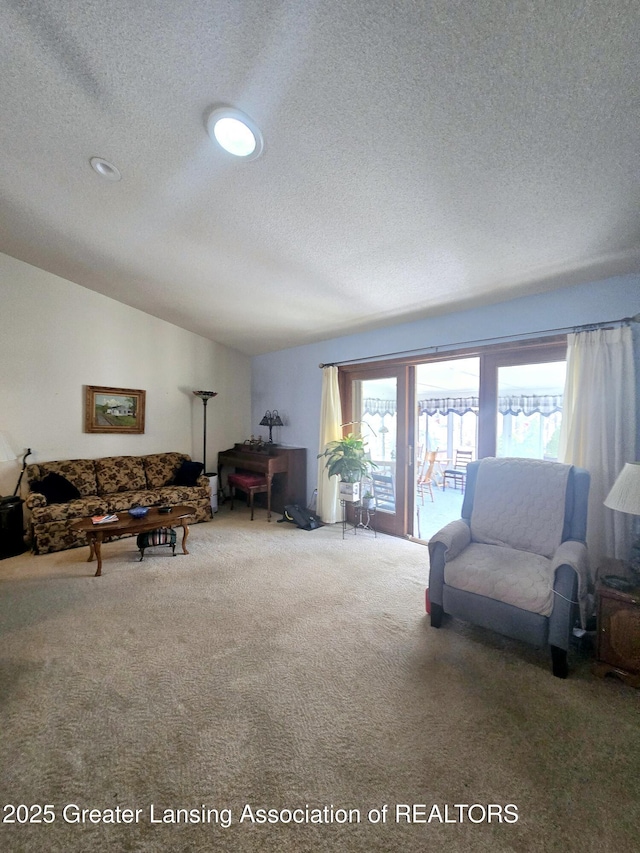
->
(0, 434, 17, 463)
(193, 390, 217, 402)
(604, 463, 640, 516)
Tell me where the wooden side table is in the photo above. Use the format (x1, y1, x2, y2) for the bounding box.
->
(593, 558, 640, 688)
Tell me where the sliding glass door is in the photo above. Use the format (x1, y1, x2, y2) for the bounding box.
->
(341, 364, 411, 537)
(415, 357, 479, 540)
(338, 337, 566, 540)
(478, 341, 567, 458)
(495, 362, 566, 459)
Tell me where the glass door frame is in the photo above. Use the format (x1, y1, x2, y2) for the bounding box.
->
(339, 363, 414, 537)
(338, 335, 566, 538)
(477, 338, 567, 458)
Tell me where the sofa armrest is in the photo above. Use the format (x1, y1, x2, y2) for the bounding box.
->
(26, 492, 47, 510)
(196, 475, 212, 492)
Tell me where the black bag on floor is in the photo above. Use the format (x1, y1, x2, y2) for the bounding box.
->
(277, 504, 323, 530)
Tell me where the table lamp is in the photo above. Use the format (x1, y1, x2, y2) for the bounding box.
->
(604, 462, 640, 578)
(259, 410, 283, 444)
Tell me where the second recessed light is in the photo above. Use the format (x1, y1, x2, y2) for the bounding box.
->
(90, 157, 121, 181)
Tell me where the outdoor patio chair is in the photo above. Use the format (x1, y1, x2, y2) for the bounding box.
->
(442, 449, 473, 490)
(371, 473, 395, 512)
(417, 450, 436, 504)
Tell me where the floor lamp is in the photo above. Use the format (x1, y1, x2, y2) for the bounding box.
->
(193, 391, 218, 476)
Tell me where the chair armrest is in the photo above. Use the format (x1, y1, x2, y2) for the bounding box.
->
(549, 564, 579, 651)
(26, 492, 47, 510)
(551, 539, 589, 629)
(427, 520, 471, 606)
(429, 519, 471, 562)
(552, 539, 588, 567)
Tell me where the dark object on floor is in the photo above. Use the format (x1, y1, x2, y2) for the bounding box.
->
(278, 504, 323, 531)
(137, 527, 177, 561)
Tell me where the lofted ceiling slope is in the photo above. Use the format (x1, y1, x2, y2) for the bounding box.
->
(1, 0, 639, 355)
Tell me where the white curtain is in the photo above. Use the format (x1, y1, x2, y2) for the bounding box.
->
(559, 326, 636, 572)
(317, 366, 343, 523)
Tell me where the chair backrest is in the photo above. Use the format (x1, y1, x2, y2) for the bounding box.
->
(418, 450, 436, 484)
(462, 458, 590, 550)
(453, 449, 473, 470)
(371, 473, 395, 510)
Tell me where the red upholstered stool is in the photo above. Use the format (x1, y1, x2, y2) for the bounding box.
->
(227, 472, 268, 521)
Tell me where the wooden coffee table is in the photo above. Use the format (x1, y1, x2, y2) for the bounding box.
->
(71, 505, 195, 576)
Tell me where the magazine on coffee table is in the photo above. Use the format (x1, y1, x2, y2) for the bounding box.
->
(91, 514, 118, 524)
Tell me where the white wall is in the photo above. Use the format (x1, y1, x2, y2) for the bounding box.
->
(0, 253, 251, 496)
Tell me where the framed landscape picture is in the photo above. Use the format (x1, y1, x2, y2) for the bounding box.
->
(85, 385, 146, 434)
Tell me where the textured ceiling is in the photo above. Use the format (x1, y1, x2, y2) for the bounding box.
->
(1, 1, 639, 355)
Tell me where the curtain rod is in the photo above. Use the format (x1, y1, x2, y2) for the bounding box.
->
(318, 313, 640, 368)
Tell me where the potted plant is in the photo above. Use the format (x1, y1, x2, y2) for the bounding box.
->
(317, 433, 377, 502)
(361, 490, 375, 509)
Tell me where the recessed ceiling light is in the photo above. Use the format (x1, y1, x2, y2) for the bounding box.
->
(90, 157, 121, 181)
(206, 107, 264, 160)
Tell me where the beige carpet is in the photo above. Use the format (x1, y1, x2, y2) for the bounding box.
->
(1, 507, 638, 853)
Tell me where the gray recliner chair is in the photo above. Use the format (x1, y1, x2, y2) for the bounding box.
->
(428, 457, 590, 678)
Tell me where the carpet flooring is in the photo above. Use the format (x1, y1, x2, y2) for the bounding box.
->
(1, 506, 638, 852)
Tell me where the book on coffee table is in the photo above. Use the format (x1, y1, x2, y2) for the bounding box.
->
(91, 514, 118, 524)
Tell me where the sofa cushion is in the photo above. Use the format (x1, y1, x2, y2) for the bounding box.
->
(30, 496, 106, 524)
(155, 485, 208, 504)
(174, 459, 204, 486)
(27, 459, 98, 497)
(30, 472, 81, 504)
(143, 453, 188, 489)
(100, 490, 158, 513)
(95, 456, 147, 494)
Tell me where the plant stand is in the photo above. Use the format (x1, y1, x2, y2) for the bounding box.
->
(341, 500, 377, 539)
(355, 502, 377, 537)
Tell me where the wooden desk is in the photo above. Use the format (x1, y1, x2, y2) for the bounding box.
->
(218, 445, 306, 520)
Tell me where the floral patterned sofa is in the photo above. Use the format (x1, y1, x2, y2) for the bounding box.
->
(25, 453, 212, 554)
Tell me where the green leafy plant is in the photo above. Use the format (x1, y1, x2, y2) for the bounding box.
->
(317, 433, 377, 483)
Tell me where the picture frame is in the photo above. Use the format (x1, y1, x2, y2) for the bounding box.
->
(85, 385, 146, 434)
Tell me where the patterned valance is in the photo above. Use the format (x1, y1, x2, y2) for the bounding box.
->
(362, 398, 397, 417)
(419, 397, 479, 416)
(498, 394, 563, 417)
(366, 395, 563, 418)
(413, 394, 563, 417)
